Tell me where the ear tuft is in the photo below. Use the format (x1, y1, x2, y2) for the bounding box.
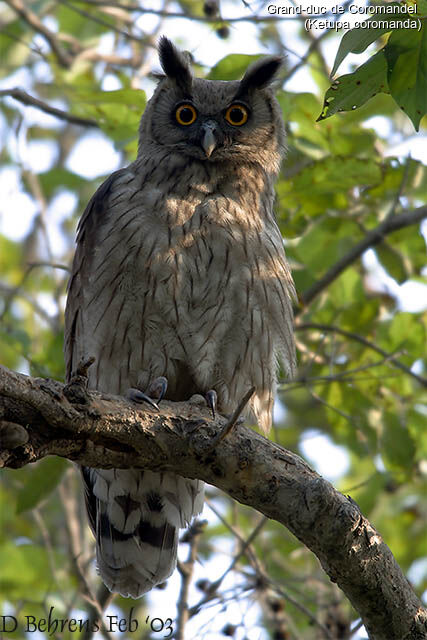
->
(158, 36, 193, 94)
(237, 56, 283, 96)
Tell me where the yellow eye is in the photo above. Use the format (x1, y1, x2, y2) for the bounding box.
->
(225, 104, 249, 126)
(175, 104, 197, 126)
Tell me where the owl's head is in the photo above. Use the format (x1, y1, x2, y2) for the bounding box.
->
(138, 37, 285, 173)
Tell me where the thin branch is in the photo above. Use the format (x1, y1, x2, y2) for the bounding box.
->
(176, 520, 207, 640)
(206, 498, 333, 636)
(81, 585, 115, 640)
(58, 472, 95, 599)
(296, 323, 427, 387)
(33, 507, 70, 604)
(74, 49, 143, 67)
(3, 0, 73, 68)
(187, 515, 269, 619)
(384, 154, 413, 223)
(71, 0, 349, 23)
(27, 262, 70, 272)
(282, 29, 331, 83)
(0, 281, 56, 327)
(1, 365, 426, 640)
(207, 386, 255, 451)
(299, 205, 427, 309)
(206, 497, 261, 571)
(0, 88, 98, 127)
(57, 0, 147, 44)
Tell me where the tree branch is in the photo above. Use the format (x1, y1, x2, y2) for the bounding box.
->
(3, 0, 73, 68)
(70, 0, 351, 23)
(295, 323, 427, 388)
(0, 364, 426, 640)
(299, 205, 427, 309)
(0, 88, 99, 127)
(176, 520, 207, 640)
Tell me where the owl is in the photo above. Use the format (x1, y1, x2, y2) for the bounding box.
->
(64, 37, 296, 599)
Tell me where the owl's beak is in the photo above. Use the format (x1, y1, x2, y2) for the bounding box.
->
(200, 121, 218, 158)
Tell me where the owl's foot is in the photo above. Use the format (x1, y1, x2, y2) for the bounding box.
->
(126, 376, 168, 410)
(146, 376, 168, 403)
(205, 390, 217, 419)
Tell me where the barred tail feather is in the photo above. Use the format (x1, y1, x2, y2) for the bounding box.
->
(81, 467, 204, 598)
(96, 507, 178, 597)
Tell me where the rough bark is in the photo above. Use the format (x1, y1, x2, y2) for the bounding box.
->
(1, 364, 426, 640)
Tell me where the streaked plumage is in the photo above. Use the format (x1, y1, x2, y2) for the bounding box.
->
(64, 37, 296, 598)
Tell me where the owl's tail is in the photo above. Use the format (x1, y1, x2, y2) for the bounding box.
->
(81, 467, 204, 598)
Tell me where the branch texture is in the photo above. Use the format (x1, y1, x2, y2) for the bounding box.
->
(1, 365, 426, 640)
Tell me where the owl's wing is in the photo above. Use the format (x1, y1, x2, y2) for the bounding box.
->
(64, 168, 128, 381)
(64, 167, 204, 598)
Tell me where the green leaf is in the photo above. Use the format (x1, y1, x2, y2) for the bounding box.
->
(331, 8, 399, 76)
(385, 27, 427, 131)
(0, 19, 26, 70)
(381, 412, 416, 471)
(376, 244, 408, 283)
(277, 156, 381, 222)
(377, 312, 426, 370)
(38, 168, 87, 199)
(407, 408, 427, 459)
(70, 88, 146, 147)
(207, 54, 261, 80)
(318, 51, 389, 122)
(16, 458, 68, 514)
(387, 312, 426, 354)
(0, 543, 52, 599)
(0, 234, 22, 282)
(292, 220, 363, 285)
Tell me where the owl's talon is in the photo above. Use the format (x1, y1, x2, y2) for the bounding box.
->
(146, 376, 168, 403)
(126, 388, 159, 410)
(205, 390, 217, 419)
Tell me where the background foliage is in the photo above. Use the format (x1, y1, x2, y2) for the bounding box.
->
(0, 1, 426, 639)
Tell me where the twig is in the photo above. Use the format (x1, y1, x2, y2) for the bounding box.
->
(0, 88, 98, 127)
(384, 154, 412, 222)
(0, 281, 56, 326)
(282, 29, 331, 83)
(207, 386, 255, 451)
(71, 0, 353, 23)
(296, 323, 427, 387)
(57, 0, 147, 44)
(58, 471, 94, 598)
(206, 497, 331, 635)
(27, 262, 70, 272)
(33, 508, 70, 605)
(81, 584, 115, 640)
(3, 0, 73, 67)
(187, 515, 268, 618)
(299, 206, 427, 309)
(176, 520, 207, 640)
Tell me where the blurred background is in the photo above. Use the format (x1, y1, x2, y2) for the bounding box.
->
(0, 1, 426, 638)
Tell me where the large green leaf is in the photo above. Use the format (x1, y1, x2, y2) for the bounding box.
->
(318, 51, 389, 122)
(385, 27, 427, 130)
(330, 2, 412, 76)
(323, 5, 427, 129)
